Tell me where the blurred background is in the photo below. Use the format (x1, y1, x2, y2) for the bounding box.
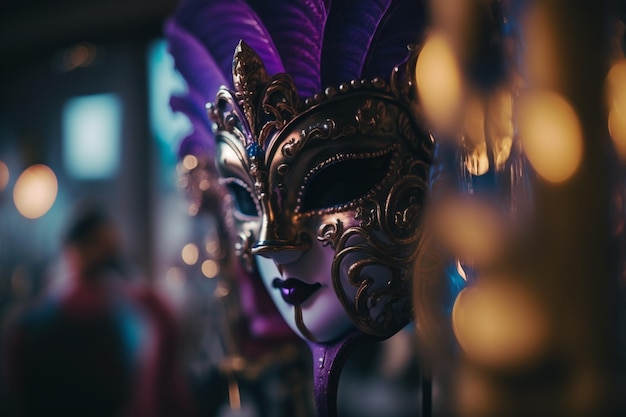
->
(0, 0, 226, 415)
(0, 0, 190, 304)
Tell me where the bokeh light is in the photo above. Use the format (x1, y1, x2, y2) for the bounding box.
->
(452, 280, 548, 369)
(205, 240, 219, 256)
(13, 164, 58, 219)
(606, 59, 626, 160)
(416, 32, 463, 134)
(201, 259, 219, 278)
(487, 89, 514, 171)
(523, 5, 559, 88)
(463, 96, 489, 176)
(608, 110, 626, 160)
(166, 266, 186, 286)
(182, 154, 198, 171)
(214, 281, 230, 298)
(433, 197, 505, 266)
(181, 243, 199, 265)
(0, 160, 9, 192)
(517, 90, 583, 184)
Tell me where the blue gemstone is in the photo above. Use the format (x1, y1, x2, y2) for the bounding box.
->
(247, 143, 263, 159)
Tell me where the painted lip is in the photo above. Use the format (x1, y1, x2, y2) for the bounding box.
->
(272, 278, 321, 306)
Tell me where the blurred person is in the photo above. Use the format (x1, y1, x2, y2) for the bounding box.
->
(2, 204, 194, 417)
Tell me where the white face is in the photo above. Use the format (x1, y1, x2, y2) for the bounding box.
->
(255, 241, 353, 342)
(216, 96, 430, 343)
(217, 135, 357, 343)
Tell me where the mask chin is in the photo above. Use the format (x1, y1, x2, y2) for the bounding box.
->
(254, 254, 354, 343)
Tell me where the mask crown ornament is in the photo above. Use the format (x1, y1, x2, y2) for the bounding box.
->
(208, 40, 433, 340)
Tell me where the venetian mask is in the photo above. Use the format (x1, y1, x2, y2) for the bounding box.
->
(209, 41, 433, 343)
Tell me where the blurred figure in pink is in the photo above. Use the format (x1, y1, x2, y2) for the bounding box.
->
(3, 204, 194, 417)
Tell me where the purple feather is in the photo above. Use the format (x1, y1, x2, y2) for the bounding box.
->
(171, 0, 284, 82)
(170, 88, 213, 133)
(322, 0, 394, 86)
(361, 0, 426, 80)
(171, 94, 216, 159)
(249, 0, 328, 98)
(178, 130, 214, 161)
(165, 20, 228, 105)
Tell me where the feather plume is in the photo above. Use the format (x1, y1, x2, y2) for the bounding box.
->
(361, 0, 426, 80)
(249, 0, 328, 97)
(170, 0, 284, 84)
(322, 0, 425, 86)
(165, 20, 227, 106)
(322, 0, 394, 86)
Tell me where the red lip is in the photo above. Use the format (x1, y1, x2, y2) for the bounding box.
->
(272, 278, 321, 306)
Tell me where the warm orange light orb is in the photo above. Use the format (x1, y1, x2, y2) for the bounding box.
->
(0, 160, 9, 192)
(452, 281, 548, 369)
(415, 32, 463, 134)
(434, 198, 504, 266)
(13, 164, 58, 219)
(518, 91, 583, 184)
(201, 259, 219, 278)
(181, 243, 199, 265)
(607, 59, 626, 161)
(182, 154, 198, 171)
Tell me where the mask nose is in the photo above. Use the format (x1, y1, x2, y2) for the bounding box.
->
(250, 221, 310, 264)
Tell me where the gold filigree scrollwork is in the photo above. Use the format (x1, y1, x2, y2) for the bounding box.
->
(234, 230, 256, 273)
(232, 40, 269, 134)
(355, 99, 393, 134)
(332, 225, 413, 336)
(382, 175, 428, 244)
(210, 89, 253, 151)
(283, 118, 356, 158)
(317, 219, 344, 250)
(331, 152, 427, 338)
(258, 74, 300, 147)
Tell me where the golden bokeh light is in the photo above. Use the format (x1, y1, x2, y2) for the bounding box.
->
(214, 282, 230, 298)
(201, 259, 219, 278)
(433, 197, 504, 266)
(205, 240, 219, 255)
(452, 281, 548, 369)
(199, 179, 210, 191)
(608, 110, 626, 160)
(181, 243, 199, 265)
(463, 96, 489, 176)
(415, 32, 463, 135)
(455, 365, 497, 417)
(166, 266, 186, 286)
(0, 160, 9, 192)
(464, 141, 489, 176)
(523, 4, 560, 88)
(487, 89, 515, 171)
(606, 59, 626, 161)
(13, 164, 58, 219)
(606, 59, 626, 114)
(517, 90, 583, 184)
(182, 154, 198, 171)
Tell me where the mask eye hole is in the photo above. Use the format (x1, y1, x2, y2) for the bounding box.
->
(301, 153, 392, 212)
(222, 178, 259, 218)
